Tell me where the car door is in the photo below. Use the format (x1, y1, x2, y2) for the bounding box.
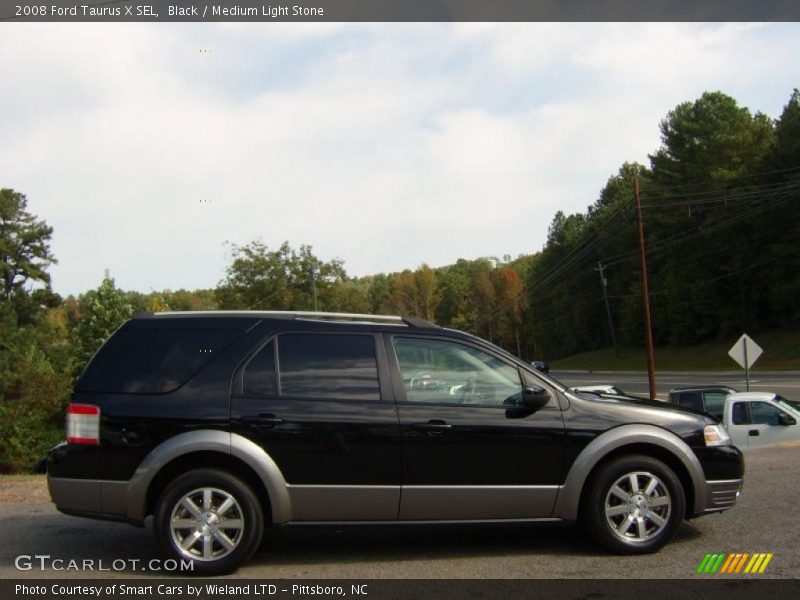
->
(386, 334, 566, 520)
(230, 331, 402, 521)
(727, 400, 752, 449)
(728, 400, 800, 449)
(746, 401, 800, 448)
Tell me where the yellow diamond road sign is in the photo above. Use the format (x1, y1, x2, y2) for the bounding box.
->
(728, 334, 763, 370)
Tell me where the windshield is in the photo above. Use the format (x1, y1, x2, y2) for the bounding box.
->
(776, 396, 800, 416)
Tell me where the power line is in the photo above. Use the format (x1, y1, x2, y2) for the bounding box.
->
(465, 169, 800, 334)
(608, 256, 776, 301)
(635, 165, 800, 198)
(526, 208, 635, 296)
(639, 179, 800, 210)
(602, 185, 799, 267)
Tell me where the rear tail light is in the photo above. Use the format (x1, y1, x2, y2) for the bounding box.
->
(66, 403, 100, 445)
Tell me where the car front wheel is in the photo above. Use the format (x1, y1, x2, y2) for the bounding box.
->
(582, 455, 685, 554)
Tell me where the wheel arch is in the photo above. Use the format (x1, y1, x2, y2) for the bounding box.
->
(576, 443, 695, 520)
(126, 430, 292, 524)
(553, 424, 705, 520)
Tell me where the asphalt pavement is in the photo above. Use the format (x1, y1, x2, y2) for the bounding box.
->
(2, 442, 799, 580)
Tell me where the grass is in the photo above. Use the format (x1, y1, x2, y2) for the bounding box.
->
(552, 330, 800, 371)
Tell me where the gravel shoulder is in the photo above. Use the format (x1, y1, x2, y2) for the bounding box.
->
(0, 475, 50, 504)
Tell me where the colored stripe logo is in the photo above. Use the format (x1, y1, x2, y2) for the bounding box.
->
(696, 552, 773, 574)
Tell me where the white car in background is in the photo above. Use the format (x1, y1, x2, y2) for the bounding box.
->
(723, 392, 800, 450)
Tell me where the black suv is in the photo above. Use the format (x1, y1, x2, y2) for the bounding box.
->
(47, 311, 744, 574)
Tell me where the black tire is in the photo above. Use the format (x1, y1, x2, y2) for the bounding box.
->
(154, 469, 263, 575)
(582, 455, 685, 554)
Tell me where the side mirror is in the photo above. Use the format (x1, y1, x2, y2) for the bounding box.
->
(522, 386, 551, 412)
(778, 413, 796, 426)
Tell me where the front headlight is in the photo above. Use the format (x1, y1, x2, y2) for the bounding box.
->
(704, 424, 731, 447)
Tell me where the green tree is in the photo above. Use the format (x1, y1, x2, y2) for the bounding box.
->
(72, 272, 133, 372)
(414, 264, 440, 322)
(386, 270, 418, 315)
(147, 292, 170, 312)
(366, 274, 392, 314)
(0, 189, 57, 321)
(770, 88, 800, 172)
(216, 241, 348, 311)
(649, 91, 773, 184)
(0, 341, 71, 472)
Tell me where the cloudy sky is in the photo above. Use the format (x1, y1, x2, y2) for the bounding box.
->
(2, 22, 799, 295)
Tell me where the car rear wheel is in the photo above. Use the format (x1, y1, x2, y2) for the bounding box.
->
(154, 469, 263, 575)
(582, 455, 685, 554)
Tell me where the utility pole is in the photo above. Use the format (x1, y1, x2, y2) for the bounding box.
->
(595, 261, 619, 358)
(309, 263, 319, 312)
(634, 177, 657, 400)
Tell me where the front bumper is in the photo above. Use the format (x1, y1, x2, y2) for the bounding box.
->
(703, 478, 743, 513)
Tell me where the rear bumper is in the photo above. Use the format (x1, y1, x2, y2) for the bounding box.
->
(48, 476, 139, 525)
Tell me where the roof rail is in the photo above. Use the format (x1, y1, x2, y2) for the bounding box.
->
(401, 315, 438, 329)
(292, 311, 439, 328)
(147, 310, 439, 328)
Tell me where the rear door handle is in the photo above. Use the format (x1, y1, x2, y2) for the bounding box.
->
(748, 429, 760, 437)
(412, 420, 452, 435)
(241, 414, 284, 427)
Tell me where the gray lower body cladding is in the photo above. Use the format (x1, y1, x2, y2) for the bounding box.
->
(48, 478, 741, 524)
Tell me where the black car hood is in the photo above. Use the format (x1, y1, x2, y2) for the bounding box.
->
(572, 390, 714, 420)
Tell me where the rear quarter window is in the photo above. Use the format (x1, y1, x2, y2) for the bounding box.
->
(77, 328, 242, 394)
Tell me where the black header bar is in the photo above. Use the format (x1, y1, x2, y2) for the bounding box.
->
(2, 0, 800, 22)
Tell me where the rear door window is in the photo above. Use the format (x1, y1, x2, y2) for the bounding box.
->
(277, 333, 380, 401)
(731, 402, 750, 425)
(77, 328, 242, 394)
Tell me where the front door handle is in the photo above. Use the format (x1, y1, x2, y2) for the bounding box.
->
(412, 420, 453, 435)
(241, 414, 284, 428)
(748, 429, 760, 437)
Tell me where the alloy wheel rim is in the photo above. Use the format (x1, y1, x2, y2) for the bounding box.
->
(604, 471, 671, 543)
(169, 487, 245, 562)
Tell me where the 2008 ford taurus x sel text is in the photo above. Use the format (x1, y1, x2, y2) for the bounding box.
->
(47, 311, 744, 574)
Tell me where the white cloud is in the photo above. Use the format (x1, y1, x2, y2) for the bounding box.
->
(1, 22, 798, 295)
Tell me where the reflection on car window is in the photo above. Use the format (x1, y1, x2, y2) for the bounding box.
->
(243, 340, 276, 396)
(750, 401, 787, 426)
(703, 392, 728, 418)
(278, 334, 380, 401)
(776, 396, 800, 413)
(77, 328, 242, 394)
(677, 392, 703, 412)
(393, 337, 522, 406)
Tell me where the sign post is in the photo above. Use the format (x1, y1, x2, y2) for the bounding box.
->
(728, 334, 763, 391)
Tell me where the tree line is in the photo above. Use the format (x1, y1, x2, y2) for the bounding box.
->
(1, 88, 798, 472)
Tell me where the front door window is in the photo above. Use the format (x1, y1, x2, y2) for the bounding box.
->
(393, 337, 523, 406)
